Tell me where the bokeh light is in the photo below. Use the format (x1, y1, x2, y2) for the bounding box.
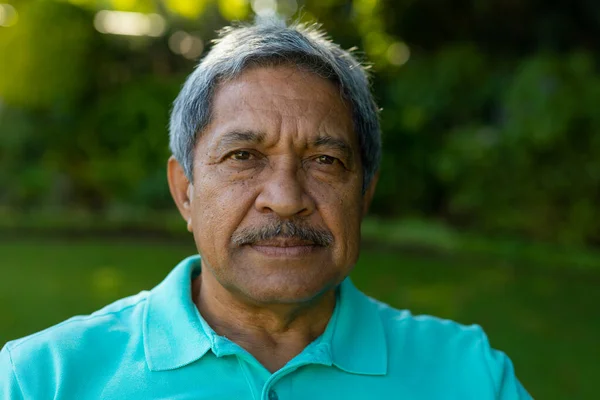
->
(386, 41, 410, 66)
(0, 3, 18, 27)
(251, 0, 278, 17)
(93, 10, 166, 37)
(168, 31, 204, 60)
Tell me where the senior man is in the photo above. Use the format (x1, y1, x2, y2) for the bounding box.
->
(1, 20, 531, 399)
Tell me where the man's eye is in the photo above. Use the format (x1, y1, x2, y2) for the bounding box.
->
(315, 155, 337, 165)
(228, 150, 252, 161)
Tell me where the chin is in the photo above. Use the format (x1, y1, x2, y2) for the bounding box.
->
(238, 275, 340, 305)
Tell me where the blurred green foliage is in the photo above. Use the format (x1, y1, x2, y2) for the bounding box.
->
(1, 0, 600, 247)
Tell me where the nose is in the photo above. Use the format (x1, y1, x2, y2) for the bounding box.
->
(254, 163, 315, 218)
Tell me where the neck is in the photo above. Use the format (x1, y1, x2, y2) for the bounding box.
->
(192, 271, 337, 373)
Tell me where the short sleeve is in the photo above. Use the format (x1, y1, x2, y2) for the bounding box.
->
(481, 334, 533, 399)
(0, 345, 25, 400)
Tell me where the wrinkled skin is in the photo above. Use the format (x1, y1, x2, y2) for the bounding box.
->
(168, 65, 377, 306)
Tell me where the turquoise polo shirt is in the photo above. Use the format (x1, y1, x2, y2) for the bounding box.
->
(1, 255, 531, 399)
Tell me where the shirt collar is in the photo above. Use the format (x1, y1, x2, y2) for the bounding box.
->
(143, 255, 211, 371)
(329, 279, 388, 375)
(143, 255, 387, 375)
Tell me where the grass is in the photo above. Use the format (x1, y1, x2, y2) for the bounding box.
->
(361, 218, 600, 272)
(1, 238, 598, 399)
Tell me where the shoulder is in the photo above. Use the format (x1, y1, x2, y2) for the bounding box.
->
(5, 291, 149, 357)
(1, 292, 150, 398)
(0, 292, 149, 399)
(367, 297, 531, 398)
(1, 291, 150, 393)
(374, 298, 498, 371)
(367, 296, 486, 343)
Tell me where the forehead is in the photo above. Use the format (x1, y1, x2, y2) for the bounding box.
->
(206, 65, 355, 142)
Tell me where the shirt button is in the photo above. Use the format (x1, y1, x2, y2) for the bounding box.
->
(267, 389, 279, 400)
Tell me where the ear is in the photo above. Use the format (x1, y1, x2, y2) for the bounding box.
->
(362, 171, 379, 218)
(167, 156, 194, 232)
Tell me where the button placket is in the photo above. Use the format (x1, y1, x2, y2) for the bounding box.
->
(262, 346, 328, 400)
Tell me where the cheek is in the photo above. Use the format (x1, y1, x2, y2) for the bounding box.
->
(191, 174, 257, 256)
(313, 182, 363, 256)
(336, 197, 363, 244)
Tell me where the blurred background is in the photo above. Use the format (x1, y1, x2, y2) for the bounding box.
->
(1, 0, 599, 398)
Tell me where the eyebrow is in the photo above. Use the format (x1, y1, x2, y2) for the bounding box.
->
(215, 130, 265, 152)
(215, 131, 354, 161)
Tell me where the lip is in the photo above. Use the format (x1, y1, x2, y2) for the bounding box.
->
(248, 238, 321, 257)
(250, 244, 319, 257)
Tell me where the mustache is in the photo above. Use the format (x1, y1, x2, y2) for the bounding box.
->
(231, 220, 334, 247)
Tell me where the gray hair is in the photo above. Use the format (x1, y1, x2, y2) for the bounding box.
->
(169, 19, 381, 191)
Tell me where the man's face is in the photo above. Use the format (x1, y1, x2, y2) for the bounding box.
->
(170, 65, 376, 304)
